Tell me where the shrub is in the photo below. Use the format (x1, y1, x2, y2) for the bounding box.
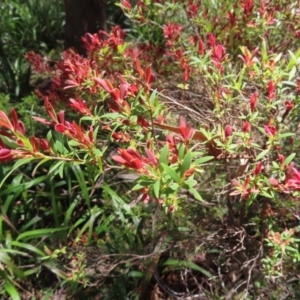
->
(0, 0, 300, 298)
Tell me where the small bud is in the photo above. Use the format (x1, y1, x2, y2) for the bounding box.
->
(242, 121, 251, 133)
(224, 125, 232, 138)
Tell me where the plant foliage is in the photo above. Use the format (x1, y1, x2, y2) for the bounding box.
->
(0, 0, 300, 298)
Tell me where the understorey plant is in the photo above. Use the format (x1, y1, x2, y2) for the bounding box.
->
(0, 0, 300, 298)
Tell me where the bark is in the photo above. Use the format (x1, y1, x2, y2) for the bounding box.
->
(64, 0, 106, 55)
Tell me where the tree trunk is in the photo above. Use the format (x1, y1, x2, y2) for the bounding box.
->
(64, 0, 106, 55)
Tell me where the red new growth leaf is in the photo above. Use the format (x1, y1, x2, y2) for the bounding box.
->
(0, 110, 13, 131)
(140, 187, 150, 203)
(284, 100, 294, 111)
(264, 125, 277, 136)
(285, 167, 300, 190)
(137, 115, 148, 128)
(269, 178, 279, 186)
(253, 163, 263, 176)
(278, 153, 284, 165)
(45, 98, 58, 123)
(241, 0, 254, 17)
(207, 33, 216, 47)
(0, 109, 25, 135)
(0, 149, 13, 162)
(95, 78, 114, 93)
(250, 92, 258, 112)
(121, 0, 132, 10)
(112, 132, 130, 143)
(163, 23, 182, 41)
(112, 147, 144, 171)
(238, 47, 258, 68)
(268, 80, 276, 101)
(211, 44, 225, 62)
(145, 148, 158, 167)
(69, 98, 92, 116)
(231, 177, 258, 200)
(179, 116, 194, 142)
(11, 109, 20, 133)
(33, 117, 53, 126)
(55, 124, 67, 133)
(225, 125, 232, 138)
(144, 65, 155, 85)
(198, 39, 205, 56)
(40, 139, 51, 152)
(242, 121, 251, 133)
(169, 204, 175, 213)
(119, 82, 129, 100)
(57, 111, 65, 125)
(30, 136, 39, 153)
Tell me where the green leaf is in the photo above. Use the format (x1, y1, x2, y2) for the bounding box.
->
(187, 186, 202, 201)
(95, 214, 115, 235)
(149, 89, 157, 105)
(20, 216, 41, 232)
(181, 151, 192, 176)
(31, 158, 50, 177)
(75, 206, 102, 245)
(286, 50, 298, 71)
(0, 135, 20, 149)
(183, 178, 197, 188)
(72, 165, 91, 209)
(0, 158, 35, 188)
(278, 133, 294, 139)
(161, 163, 181, 183)
(128, 271, 143, 278)
(64, 197, 80, 227)
(16, 228, 67, 242)
(153, 180, 160, 198)
(159, 145, 169, 171)
(0, 271, 21, 300)
(236, 66, 246, 90)
(261, 38, 268, 63)
(58, 160, 65, 178)
(47, 131, 56, 153)
(284, 153, 296, 166)
(285, 245, 298, 253)
(23, 266, 41, 277)
(178, 144, 186, 160)
(50, 183, 60, 228)
(80, 116, 95, 123)
(163, 259, 213, 278)
(99, 112, 122, 119)
(168, 183, 179, 191)
(68, 140, 80, 147)
(289, 66, 297, 81)
(0, 251, 25, 279)
(132, 180, 153, 191)
(43, 263, 67, 279)
(194, 156, 214, 165)
(102, 184, 139, 226)
(0, 249, 29, 257)
(10, 241, 46, 257)
(48, 160, 64, 177)
(54, 139, 66, 154)
(93, 125, 100, 142)
(259, 191, 273, 198)
(255, 149, 270, 161)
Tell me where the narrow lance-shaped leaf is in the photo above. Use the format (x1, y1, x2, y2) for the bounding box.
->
(180, 152, 192, 179)
(161, 163, 181, 183)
